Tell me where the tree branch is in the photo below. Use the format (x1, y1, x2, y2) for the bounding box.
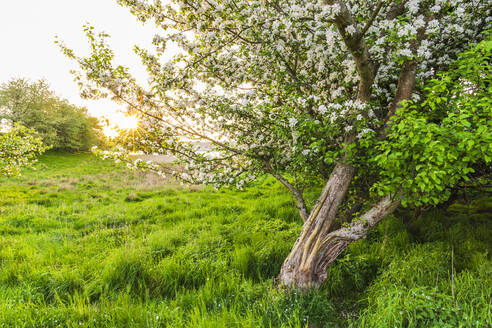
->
(358, 0, 385, 40)
(386, 59, 418, 121)
(385, 19, 429, 123)
(272, 173, 309, 222)
(327, 195, 401, 242)
(111, 92, 243, 156)
(323, 0, 376, 101)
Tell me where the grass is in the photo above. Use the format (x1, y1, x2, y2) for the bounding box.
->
(0, 152, 490, 327)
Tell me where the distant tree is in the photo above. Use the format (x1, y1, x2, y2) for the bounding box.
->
(59, 0, 491, 289)
(0, 79, 58, 145)
(0, 78, 104, 151)
(0, 124, 48, 177)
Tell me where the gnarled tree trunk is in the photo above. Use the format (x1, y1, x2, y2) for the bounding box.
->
(279, 173, 401, 289)
(278, 162, 355, 288)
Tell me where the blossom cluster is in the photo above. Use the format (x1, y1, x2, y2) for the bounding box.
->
(0, 124, 49, 177)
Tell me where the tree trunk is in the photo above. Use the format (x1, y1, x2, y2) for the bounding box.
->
(278, 162, 355, 288)
(279, 188, 400, 289)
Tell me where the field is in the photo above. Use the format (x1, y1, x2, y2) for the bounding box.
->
(0, 153, 490, 327)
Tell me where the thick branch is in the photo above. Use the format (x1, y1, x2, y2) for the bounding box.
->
(329, 195, 401, 242)
(273, 173, 309, 222)
(386, 59, 418, 121)
(359, 0, 385, 40)
(324, 0, 376, 101)
(385, 16, 430, 121)
(301, 195, 401, 285)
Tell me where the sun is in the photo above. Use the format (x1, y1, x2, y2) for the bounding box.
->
(100, 113, 141, 138)
(116, 115, 139, 130)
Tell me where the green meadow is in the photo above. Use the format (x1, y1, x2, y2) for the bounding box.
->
(0, 153, 490, 327)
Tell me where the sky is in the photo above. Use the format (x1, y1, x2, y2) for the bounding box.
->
(0, 0, 165, 123)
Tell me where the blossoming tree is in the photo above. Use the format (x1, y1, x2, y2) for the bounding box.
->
(59, 0, 491, 288)
(0, 124, 48, 177)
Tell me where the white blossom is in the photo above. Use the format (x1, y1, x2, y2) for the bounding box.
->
(288, 118, 298, 128)
(346, 25, 357, 36)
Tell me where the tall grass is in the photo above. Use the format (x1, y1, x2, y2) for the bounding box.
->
(0, 153, 490, 327)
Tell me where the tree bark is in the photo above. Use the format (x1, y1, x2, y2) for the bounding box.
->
(279, 194, 400, 289)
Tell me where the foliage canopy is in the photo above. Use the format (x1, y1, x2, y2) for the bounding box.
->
(59, 0, 490, 205)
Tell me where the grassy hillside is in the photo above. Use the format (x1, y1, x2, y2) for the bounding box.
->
(0, 153, 490, 327)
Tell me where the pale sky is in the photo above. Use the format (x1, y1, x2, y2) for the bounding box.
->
(0, 0, 165, 122)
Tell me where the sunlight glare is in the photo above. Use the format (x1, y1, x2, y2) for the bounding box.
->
(117, 115, 139, 130)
